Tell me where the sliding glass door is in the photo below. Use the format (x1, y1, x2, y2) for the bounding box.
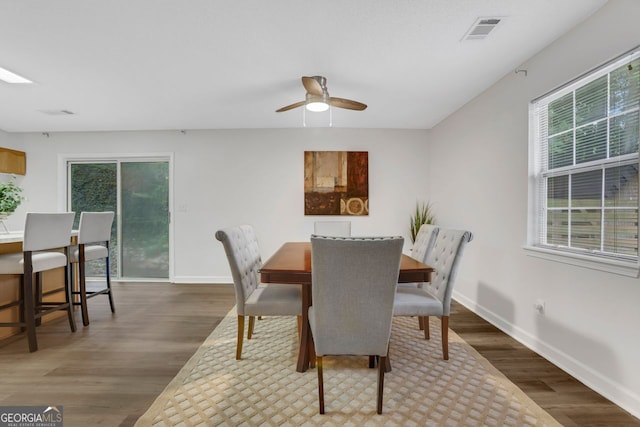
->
(68, 159, 170, 280)
(120, 161, 169, 278)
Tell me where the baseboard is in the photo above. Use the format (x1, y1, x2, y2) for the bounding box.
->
(171, 276, 232, 284)
(453, 290, 640, 420)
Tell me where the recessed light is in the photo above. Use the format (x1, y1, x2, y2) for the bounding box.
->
(0, 66, 33, 84)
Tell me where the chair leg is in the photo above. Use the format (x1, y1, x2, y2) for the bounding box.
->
(377, 355, 386, 414)
(418, 316, 424, 330)
(317, 356, 324, 414)
(369, 355, 376, 368)
(236, 315, 244, 360)
(423, 316, 430, 340)
(297, 315, 302, 339)
(247, 316, 255, 339)
(441, 316, 449, 360)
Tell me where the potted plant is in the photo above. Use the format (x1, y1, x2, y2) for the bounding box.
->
(409, 200, 435, 243)
(0, 175, 24, 219)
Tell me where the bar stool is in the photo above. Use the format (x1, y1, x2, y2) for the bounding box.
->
(0, 212, 76, 352)
(68, 211, 115, 326)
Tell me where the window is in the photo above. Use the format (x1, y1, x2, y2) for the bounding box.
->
(528, 47, 640, 274)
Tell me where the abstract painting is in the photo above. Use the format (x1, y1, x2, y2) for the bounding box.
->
(304, 151, 369, 215)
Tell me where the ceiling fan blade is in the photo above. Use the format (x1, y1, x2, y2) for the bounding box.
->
(329, 97, 367, 111)
(302, 76, 324, 96)
(276, 100, 306, 112)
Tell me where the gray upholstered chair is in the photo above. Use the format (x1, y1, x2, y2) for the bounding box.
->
(410, 224, 439, 265)
(309, 235, 404, 415)
(398, 224, 439, 290)
(215, 225, 301, 360)
(393, 228, 473, 360)
(0, 212, 76, 352)
(68, 211, 115, 326)
(313, 220, 351, 237)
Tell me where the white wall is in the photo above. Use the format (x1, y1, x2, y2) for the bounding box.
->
(427, 0, 640, 418)
(11, 128, 431, 282)
(0, 129, 15, 148)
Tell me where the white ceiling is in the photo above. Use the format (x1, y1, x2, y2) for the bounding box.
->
(0, 0, 607, 133)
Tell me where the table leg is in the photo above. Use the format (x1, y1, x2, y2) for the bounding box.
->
(296, 284, 312, 372)
(309, 329, 316, 368)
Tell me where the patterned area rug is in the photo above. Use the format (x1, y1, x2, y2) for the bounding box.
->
(135, 309, 561, 426)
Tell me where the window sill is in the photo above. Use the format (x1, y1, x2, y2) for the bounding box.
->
(523, 245, 639, 278)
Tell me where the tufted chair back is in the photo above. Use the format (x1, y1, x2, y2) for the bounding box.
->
(411, 224, 439, 263)
(309, 235, 404, 356)
(215, 225, 262, 316)
(423, 228, 473, 316)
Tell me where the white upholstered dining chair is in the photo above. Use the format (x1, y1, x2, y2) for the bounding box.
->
(0, 212, 76, 352)
(309, 235, 404, 414)
(313, 220, 351, 237)
(68, 211, 115, 326)
(393, 228, 473, 360)
(215, 225, 301, 360)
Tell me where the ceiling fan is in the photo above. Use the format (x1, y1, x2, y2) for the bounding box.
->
(276, 76, 367, 113)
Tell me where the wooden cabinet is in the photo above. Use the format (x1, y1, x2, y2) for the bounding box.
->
(0, 147, 26, 175)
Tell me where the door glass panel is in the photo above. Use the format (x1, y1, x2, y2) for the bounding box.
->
(121, 162, 169, 278)
(70, 163, 118, 277)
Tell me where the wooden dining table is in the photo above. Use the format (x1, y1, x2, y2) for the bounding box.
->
(259, 241, 434, 373)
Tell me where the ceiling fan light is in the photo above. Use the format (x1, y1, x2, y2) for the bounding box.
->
(305, 92, 330, 112)
(306, 101, 329, 112)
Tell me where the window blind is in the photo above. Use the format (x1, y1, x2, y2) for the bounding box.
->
(530, 47, 640, 262)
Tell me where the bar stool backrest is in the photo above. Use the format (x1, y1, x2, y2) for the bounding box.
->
(23, 212, 75, 252)
(78, 212, 115, 244)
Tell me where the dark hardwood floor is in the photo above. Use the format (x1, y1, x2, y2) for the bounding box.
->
(449, 301, 640, 427)
(0, 282, 236, 427)
(0, 283, 637, 426)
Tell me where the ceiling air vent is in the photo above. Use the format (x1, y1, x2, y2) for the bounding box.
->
(39, 109, 75, 116)
(462, 17, 502, 41)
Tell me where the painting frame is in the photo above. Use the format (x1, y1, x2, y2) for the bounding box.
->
(304, 151, 369, 216)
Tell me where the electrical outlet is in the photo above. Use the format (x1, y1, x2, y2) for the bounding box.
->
(534, 299, 546, 315)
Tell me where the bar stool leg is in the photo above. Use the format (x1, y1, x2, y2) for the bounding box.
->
(18, 276, 26, 332)
(23, 253, 38, 353)
(78, 246, 90, 327)
(105, 253, 115, 313)
(64, 263, 76, 332)
(35, 272, 42, 327)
